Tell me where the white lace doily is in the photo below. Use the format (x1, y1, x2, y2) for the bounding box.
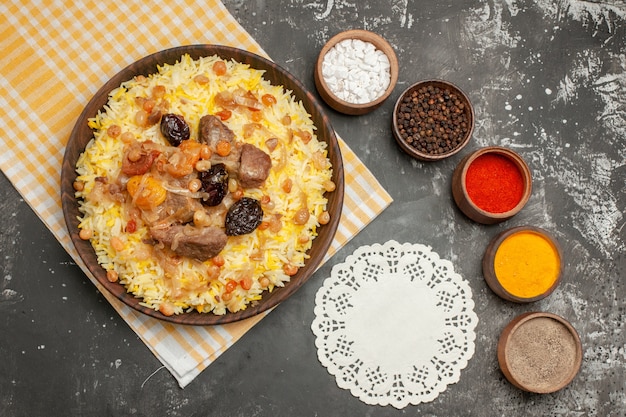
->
(311, 240, 478, 409)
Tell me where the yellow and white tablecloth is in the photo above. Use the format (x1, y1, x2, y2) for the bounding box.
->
(0, 0, 392, 387)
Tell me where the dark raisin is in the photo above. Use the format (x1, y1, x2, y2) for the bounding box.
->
(199, 163, 228, 206)
(225, 197, 263, 236)
(160, 113, 190, 146)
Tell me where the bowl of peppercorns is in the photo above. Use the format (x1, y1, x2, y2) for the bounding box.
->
(392, 80, 474, 161)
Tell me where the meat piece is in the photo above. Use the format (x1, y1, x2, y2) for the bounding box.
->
(149, 224, 227, 261)
(198, 115, 235, 148)
(121, 141, 161, 176)
(141, 192, 203, 227)
(198, 114, 241, 170)
(238, 143, 271, 188)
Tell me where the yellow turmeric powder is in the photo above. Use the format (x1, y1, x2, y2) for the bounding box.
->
(494, 231, 560, 298)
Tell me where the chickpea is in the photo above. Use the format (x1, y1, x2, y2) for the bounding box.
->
(206, 265, 221, 280)
(135, 110, 148, 127)
(212, 254, 225, 267)
(268, 215, 282, 233)
(318, 211, 331, 225)
(73, 181, 85, 192)
(127, 147, 142, 162)
(323, 180, 336, 192)
(120, 132, 135, 143)
(259, 277, 270, 288)
(142, 98, 156, 113)
(212, 61, 227, 76)
(159, 302, 175, 316)
(106, 124, 121, 138)
(193, 210, 211, 227)
(79, 229, 92, 240)
(152, 85, 166, 99)
(283, 264, 298, 276)
(106, 270, 119, 283)
(228, 178, 238, 193)
(188, 178, 202, 192)
(195, 159, 211, 172)
(200, 144, 212, 160)
(110, 236, 124, 252)
(194, 74, 210, 85)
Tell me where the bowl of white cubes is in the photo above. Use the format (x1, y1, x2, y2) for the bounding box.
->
(314, 29, 398, 115)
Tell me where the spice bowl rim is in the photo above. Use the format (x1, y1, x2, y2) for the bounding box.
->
(314, 29, 399, 115)
(482, 225, 563, 303)
(451, 146, 532, 224)
(497, 311, 583, 393)
(391, 79, 475, 161)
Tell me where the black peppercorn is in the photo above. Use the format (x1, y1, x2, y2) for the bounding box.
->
(395, 83, 471, 156)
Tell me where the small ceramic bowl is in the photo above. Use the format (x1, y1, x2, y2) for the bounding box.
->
(482, 226, 562, 303)
(314, 29, 398, 115)
(498, 312, 582, 394)
(451, 146, 532, 224)
(392, 79, 474, 161)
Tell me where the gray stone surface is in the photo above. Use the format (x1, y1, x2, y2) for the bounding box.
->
(1, 1, 624, 415)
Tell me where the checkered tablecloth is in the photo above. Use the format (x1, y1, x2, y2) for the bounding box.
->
(0, 0, 392, 387)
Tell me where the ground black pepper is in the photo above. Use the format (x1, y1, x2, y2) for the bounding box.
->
(395, 84, 470, 155)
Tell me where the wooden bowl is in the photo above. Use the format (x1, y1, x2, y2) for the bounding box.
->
(482, 226, 562, 303)
(392, 79, 474, 161)
(314, 29, 398, 115)
(498, 312, 582, 393)
(452, 146, 532, 224)
(61, 45, 345, 325)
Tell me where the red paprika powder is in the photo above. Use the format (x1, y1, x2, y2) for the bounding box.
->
(465, 153, 524, 213)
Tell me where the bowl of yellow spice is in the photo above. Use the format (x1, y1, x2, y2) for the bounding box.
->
(482, 226, 562, 303)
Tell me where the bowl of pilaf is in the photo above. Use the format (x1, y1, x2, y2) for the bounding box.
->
(61, 45, 344, 325)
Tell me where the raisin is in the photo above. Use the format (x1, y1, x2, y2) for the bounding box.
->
(160, 113, 190, 146)
(199, 163, 228, 206)
(225, 197, 263, 236)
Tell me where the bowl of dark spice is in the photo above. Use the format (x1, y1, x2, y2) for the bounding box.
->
(314, 29, 398, 115)
(498, 312, 582, 394)
(451, 146, 532, 224)
(392, 79, 474, 161)
(483, 226, 562, 303)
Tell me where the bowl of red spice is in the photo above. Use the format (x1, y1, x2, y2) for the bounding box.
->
(498, 312, 582, 394)
(451, 146, 532, 224)
(392, 79, 474, 161)
(482, 226, 562, 303)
